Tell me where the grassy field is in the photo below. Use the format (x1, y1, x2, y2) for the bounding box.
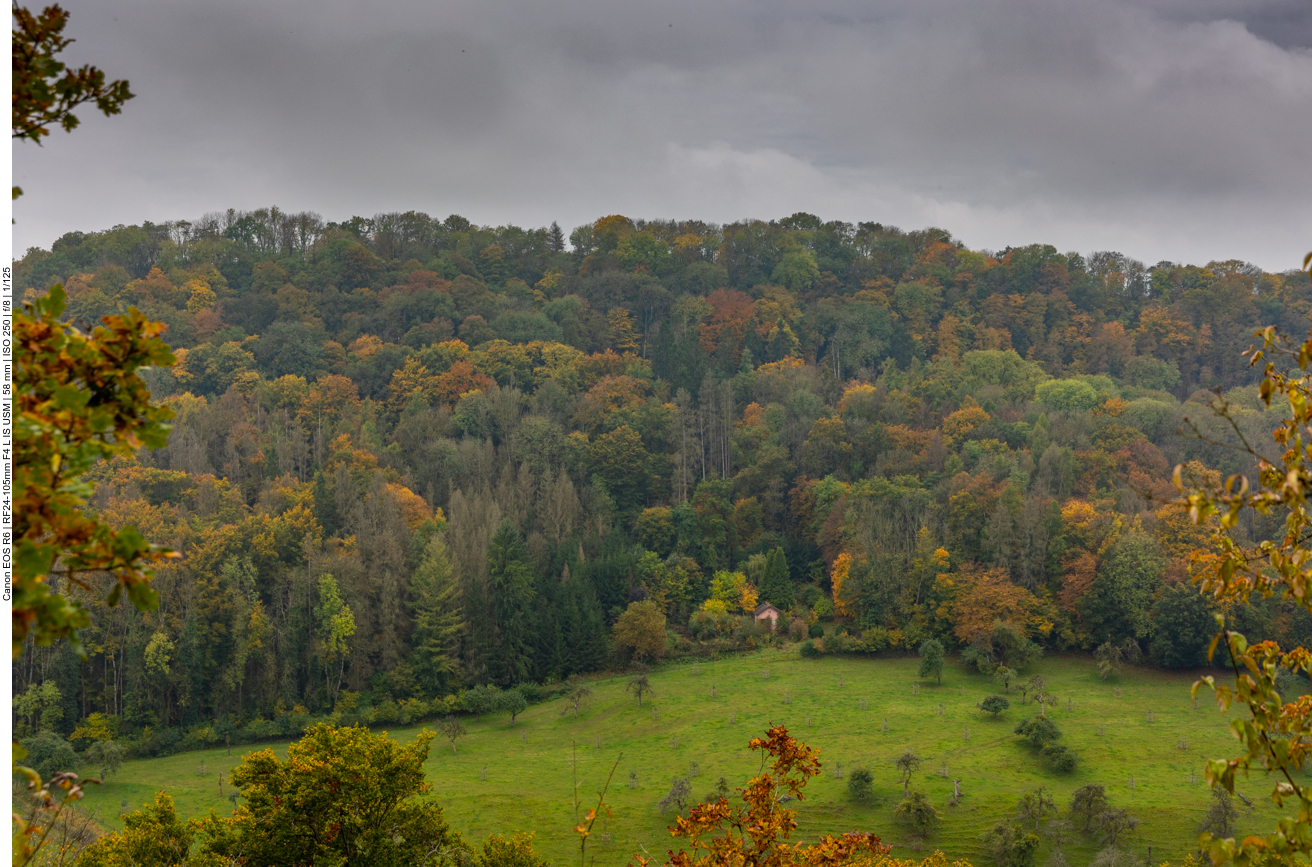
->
(71, 651, 1295, 865)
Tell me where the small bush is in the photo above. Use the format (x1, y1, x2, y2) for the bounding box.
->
(808, 623, 824, 639)
(370, 700, 400, 725)
(825, 631, 863, 654)
(799, 640, 821, 659)
(182, 724, 219, 750)
(516, 682, 545, 704)
(860, 627, 893, 653)
(1041, 742, 1077, 773)
(478, 832, 550, 867)
(894, 791, 940, 838)
(399, 698, 428, 725)
(154, 727, 182, 756)
(19, 731, 79, 780)
(980, 695, 1010, 717)
(688, 610, 718, 640)
(1014, 715, 1061, 748)
(246, 717, 282, 740)
(847, 767, 874, 802)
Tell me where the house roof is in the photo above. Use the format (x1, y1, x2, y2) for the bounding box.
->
(754, 602, 781, 616)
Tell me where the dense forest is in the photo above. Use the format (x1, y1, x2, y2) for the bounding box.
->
(13, 207, 1312, 757)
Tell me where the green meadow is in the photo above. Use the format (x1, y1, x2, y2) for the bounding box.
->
(74, 651, 1292, 865)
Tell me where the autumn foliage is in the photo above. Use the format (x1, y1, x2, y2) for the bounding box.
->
(634, 725, 888, 867)
(14, 284, 178, 656)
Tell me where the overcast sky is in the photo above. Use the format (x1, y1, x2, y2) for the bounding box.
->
(11, 0, 1312, 270)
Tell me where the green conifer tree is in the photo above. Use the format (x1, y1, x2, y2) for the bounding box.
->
(486, 520, 534, 686)
(408, 535, 463, 694)
(760, 547, 794, 608)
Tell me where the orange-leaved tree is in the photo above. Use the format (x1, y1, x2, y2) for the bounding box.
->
(633, 724, 888, 867)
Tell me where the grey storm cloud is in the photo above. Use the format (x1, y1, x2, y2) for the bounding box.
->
(11, 0, 1312, 269)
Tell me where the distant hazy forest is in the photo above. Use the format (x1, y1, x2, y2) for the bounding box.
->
(13, 209, 1312, 754)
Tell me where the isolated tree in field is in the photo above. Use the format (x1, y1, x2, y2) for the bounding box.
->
(703, 776, 731, 804)
(85, 740, 125, 781)
(1070, 784, 1109, 833)
(563, 675, 593, 719)
(659, 776, 693, 815)
(983, 821, 1041, 867)
(981, 695, 1010, 718)
(847, 767, 873, 803)
(1034, 687, 1057, 716)
(1199, 787, 1240, 839)
(993, 665, 1017, 695)
(1017, 674, 1044, 705)
(499, 688, 527, 727)
(438, 716, 466, 754)
(1094, 640, 1122, 680)
(918, 639, 945, 685)
(894, 791, 939, 839)
(1044, 818, 1074, 867)
(1097, 808, 1138, 847)
(627, 668, 655, 707)
(894, 750, 921, 798)
(1016, 788, 1055, 832)
(612, 600, 667, 662)
(1094, 638, 1139, 681)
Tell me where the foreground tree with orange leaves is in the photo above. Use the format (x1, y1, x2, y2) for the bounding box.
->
(633, 724, 891, 867)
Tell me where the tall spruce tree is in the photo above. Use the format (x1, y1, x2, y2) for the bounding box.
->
(408, 535, 463, 694)
(760, 547, 793, 609)
(486, 520, 534, 686)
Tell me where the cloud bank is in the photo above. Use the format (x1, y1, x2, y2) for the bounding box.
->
(12, 0, 1312, 269)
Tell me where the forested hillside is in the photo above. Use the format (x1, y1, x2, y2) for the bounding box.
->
(13, 208, 1312, 754)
